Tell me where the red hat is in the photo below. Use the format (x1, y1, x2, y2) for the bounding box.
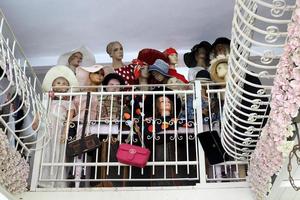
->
(163, 48, 177, 56)
(137, 48, 169, 65)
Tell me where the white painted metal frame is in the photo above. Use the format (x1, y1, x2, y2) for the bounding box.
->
(222, 0, 296, 160)
(0, 9, 50, 158)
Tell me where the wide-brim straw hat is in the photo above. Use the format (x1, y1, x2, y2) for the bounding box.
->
(42, 65, 79, 92)
(57, 46, 96, 67)
(210, 57, 228, 83)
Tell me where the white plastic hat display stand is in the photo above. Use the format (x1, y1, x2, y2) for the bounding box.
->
(222, 0, 297, 160)
(0, 10, 50, 159)
(222, 0, 296, 160)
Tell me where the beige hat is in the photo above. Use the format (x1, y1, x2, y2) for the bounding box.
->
(57, 46, 96, 67)
(42, 65, 79, 92)
(210, 57, 228, 83)
(77, 65, 115, 86)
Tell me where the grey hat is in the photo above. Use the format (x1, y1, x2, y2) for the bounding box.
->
(148, 59, 171, 77)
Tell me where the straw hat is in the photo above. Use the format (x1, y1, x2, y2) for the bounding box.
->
(57, 46, 96, 67)
(42, 65, 79, 92)
(210, 56, 228, 83)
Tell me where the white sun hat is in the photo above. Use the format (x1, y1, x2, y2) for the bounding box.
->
(42, 65, 79, 92)
(80, 65, 105, 73)
(57, 46, 96, 67)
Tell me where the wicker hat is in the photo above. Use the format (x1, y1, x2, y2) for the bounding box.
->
(57, 46, 96, 67)
(210, 57, 228, 83)
(42, 65, 79, 92)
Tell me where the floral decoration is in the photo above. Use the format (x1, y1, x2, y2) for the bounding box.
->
(0, 129, 29, 194)
(248, 1, 300, 199)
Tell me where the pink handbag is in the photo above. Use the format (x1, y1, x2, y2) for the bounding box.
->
(116, 143, 150, 168)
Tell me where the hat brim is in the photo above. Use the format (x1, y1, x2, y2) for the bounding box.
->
(57, 46, 96, 67)
(210, 58, 228, 83)
(81, 65, 105, 73)
(137, 48, 170, 65)
(102, 73, 126, 86)
(212, 37, 231, 49)
(184, 52, 197, 68)
(42, 65, 79, 92)
(143, 87, 182, 118)
(148, 65, 171, 77)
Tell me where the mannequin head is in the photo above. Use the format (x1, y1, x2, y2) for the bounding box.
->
(216, 63, 228, 79)
(106, 78, 121, 92)
(156, 96, 172, 116)
(102, 73, 125, 92)
(106, 41, 123, 61)
(210, 61, 228, 83)
(213, 44, 230, 57)
(52, 77, 70, 93)
(68, 52, 83, 68)
(167, 77, 185, 90)
(164, 48, 178, 68)
(140, 65, 149, 79)
(194, 47, 208, 67)
(211, 37, 231, 58)
(89, 69, 105, 85)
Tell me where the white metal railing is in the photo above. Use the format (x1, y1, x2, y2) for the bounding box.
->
(29, 83, 248, 190)
(0, 9, 50, 158)
(222, 0, 296, 160)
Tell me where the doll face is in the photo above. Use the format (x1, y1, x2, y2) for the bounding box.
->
(214, 44, 230, 56)
(216, 62, 228, 78)
(167, 77, 183, 90)
(106, 78, 121, 92)
(68, 52, 83, 67)
(89, 69, 105, 85)
(168, 53, 178, 65)
(140, 65, 149, 78)
(110, 43, 123, 60)
(151, 71, 165, 82)
(156, 96, 172, 116)
(195, 48, 207, 66)
(52, 77, 70, 92)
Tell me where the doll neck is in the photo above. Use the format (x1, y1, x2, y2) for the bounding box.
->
(138, 78, 148, 91)
(112, 59, 124, 69)
(169, 64, 176, 69)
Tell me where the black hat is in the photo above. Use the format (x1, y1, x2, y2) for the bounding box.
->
(102, 73, 126, 87)
(211, 37, 231, 50)
(184, 41, 212, 68)
(143, 87, 182, 118)
(195, 70, 212, 82)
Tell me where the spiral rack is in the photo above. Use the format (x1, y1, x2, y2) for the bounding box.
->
(222, 0, 296, 160)
(0, 10, 50, 158)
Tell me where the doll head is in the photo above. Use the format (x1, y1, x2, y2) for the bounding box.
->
(68, 52, 83, 68)
(163, 48, 178, 67)
(211, 37, 231, 58)
(102, 73, 125, 92)
(106, 41, 123, 61)
(184, 41, 211, 68)
(210, 59, 228, 83)
(144, 87, 182, 118)
(52, 77, 70, 93)
(155, 96, 172, 116)
(42, 65, 79, 92)
(57, 46, 96, 70)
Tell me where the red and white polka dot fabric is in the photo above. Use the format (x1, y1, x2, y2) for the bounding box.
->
(114, 65, 138, 85)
